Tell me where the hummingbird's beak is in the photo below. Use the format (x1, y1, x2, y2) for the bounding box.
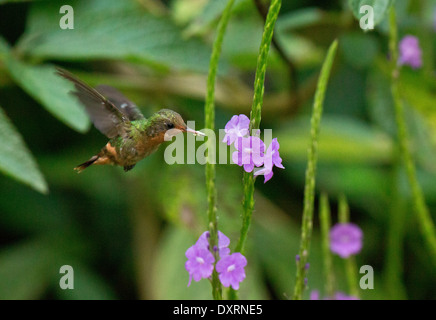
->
(185, 126, 205, 136)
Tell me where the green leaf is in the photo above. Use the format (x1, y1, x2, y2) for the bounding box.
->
(55, 263, 117, 300)
(0, 0, 43, 4)
(0, 36, 9, 54)
(151, 226, 211, 299)
(368, 68, 436, 173)
(0, 240, 53, 299)
(348, 0, 394, 27)
(185, 0, 248, 35)
(277, 115, 393, 164)
(17, 0, 216, 73)
(340, 32, 379, 68)
(0, 106, 48, 194)
(4, 57, 90, 133)
(276, 7, 324, 31)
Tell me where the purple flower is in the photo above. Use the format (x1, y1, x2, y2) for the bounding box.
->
(334, 292, 359, 300)
(185, 244, 215, 286)
(310, 290, 359, 300)
(330, 223, 363, 258)
(232, 136, 265, 172)
(310, 290, 320, 300)
(222, 114, 250, 145)
(399, 35, 422, 69)
(433, 7, 436, 32)
(185, 231, 248, 290)
(196, 231, 231, 257)
(216, 252, 247, 290)
(254, 138, 284, 182)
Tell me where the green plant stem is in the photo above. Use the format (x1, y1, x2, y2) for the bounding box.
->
(292, 39, 338, 300)
(230, 0, 282, 301)
(338, 194, 349, 222)
(319, 194, 333, 292)
(205, 0, 235, 300)
(253, 0, 298, 95)
(338, 194, 359, 298)
(389, 8, 436, 267)
(319, 193, 335, 298)
(235, 0, 282, 254)
(384, 156, 407, 299)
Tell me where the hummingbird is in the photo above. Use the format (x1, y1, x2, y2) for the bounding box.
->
(56, 68, 204, 173)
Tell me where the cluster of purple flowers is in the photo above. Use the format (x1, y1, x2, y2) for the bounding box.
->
(399, 35, 422, 69)
(223, 114, 284, 183)
(185, 231, 247, 290)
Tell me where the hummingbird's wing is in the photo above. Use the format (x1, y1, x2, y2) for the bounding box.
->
(95, 85, 145, 121)
(56, 67, 131, 138)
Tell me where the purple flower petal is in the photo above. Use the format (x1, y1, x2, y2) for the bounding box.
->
(219, 247, 231, 257)
(399, 35, 422, 69)
(311, 290, 360, 300)
(310, 290, 320, 300)
(243, 163, 254, 173)
(232, 136, 265, 172)
(222, 114, 250, 145)
(185, 244, 215, 286)
(330, 223, 363, 258)
(334, 292, 359, 300)
(253, 138, 284, 183)
(217, 231, 230, 248)
(196, 230, 231, 258)
(262, 170, 274, 183)
(216, 252, 247, 290)
(195, 231, 210, 249)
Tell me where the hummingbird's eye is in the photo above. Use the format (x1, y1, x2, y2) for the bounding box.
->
(166, 122, 175, 129)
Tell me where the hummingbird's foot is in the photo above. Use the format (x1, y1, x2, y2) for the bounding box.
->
(123, 164, 136, 172)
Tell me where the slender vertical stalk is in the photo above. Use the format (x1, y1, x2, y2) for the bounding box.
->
(234, 0, 282, 254)
(229, 0, 282, 300)
(204, 0, 235, 300)
(338, 194, 359, 298)
(319, 193, 335, 298)
(253, 0, 298, 95)
(384, 157, 407, 299)
(389, 8, 436, 266)
(293, 40, 338, 300)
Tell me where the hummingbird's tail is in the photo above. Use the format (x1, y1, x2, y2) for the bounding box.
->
(74, 155, 99, 173)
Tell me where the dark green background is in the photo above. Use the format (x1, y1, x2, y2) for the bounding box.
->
(0, 0, 435, 299)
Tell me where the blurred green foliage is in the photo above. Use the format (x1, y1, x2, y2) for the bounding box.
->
(0, 0, 435, 300)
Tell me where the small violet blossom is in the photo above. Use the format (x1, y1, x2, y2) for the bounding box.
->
(310, 290, 359, 300)
(222, 114, 250, 146)
(216, 252, 247, 290)
(254, 138, 284, 183)
(185, 231, 247, 289)
(398, 35, 422, 69)
(330, 223, 363, 258)
(232, 136, 265, 173)
(196, 231, 231, 257)
(434, 8, 436, 32)
(185, 244, 215, 287)
(334, 292, 359, 300)
(310, 290, 320, 300)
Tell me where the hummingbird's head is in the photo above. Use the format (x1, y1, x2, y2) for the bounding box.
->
(147, 109, 204, 140)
